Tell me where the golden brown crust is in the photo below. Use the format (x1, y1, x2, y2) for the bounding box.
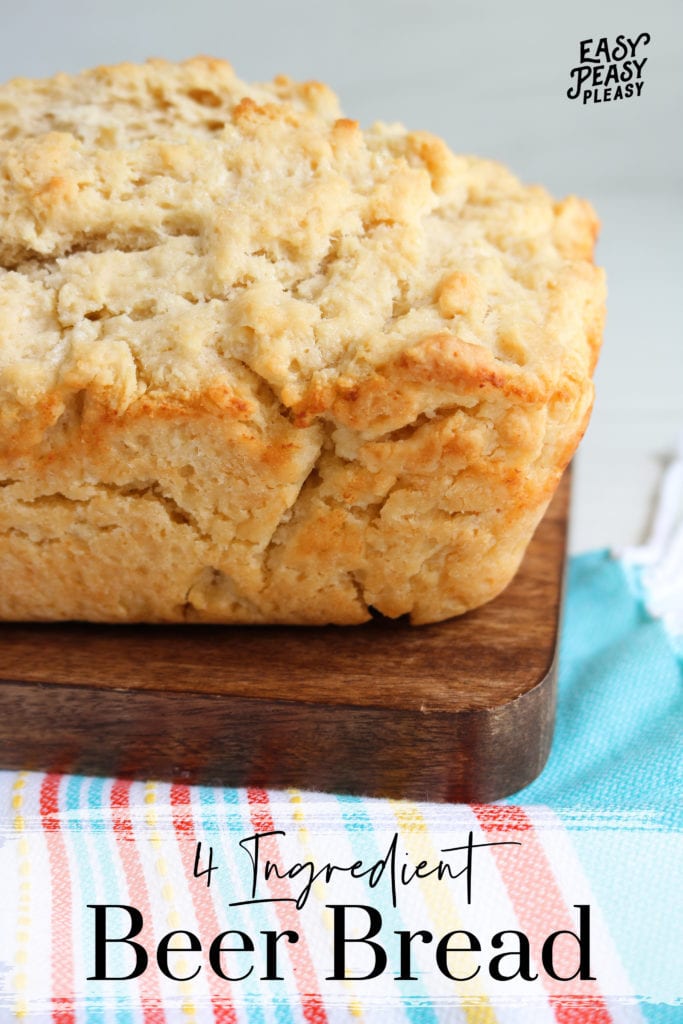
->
(0, 58, 605, 624)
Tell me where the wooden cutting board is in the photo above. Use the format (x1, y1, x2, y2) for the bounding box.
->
(0, 473, 570, 802)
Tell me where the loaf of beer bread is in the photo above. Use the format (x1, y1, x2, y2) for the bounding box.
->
(0, 58, 605, 623)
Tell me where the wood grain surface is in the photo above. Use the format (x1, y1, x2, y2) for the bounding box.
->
(0, 473, 570, 802)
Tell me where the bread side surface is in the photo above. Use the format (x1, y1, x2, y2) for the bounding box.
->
(0, 57, 605, 623)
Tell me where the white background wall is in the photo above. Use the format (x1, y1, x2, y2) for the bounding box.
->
(1, 0, 681, 551)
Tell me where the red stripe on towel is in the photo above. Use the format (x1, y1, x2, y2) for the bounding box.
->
(247, 787, 328, 1024)
(169, 783, 238, 1023)
(473, 804, 613, 1024)
(39, 774, 76, 1024)
(110, 779, 166, 1024)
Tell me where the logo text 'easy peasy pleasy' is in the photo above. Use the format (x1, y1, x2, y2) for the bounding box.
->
(567, 34, 650, 104)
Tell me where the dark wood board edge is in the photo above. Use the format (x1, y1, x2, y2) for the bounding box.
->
(0, 659, 557, 803)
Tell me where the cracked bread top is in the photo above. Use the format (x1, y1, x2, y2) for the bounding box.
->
(0, 56, 604, 451)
